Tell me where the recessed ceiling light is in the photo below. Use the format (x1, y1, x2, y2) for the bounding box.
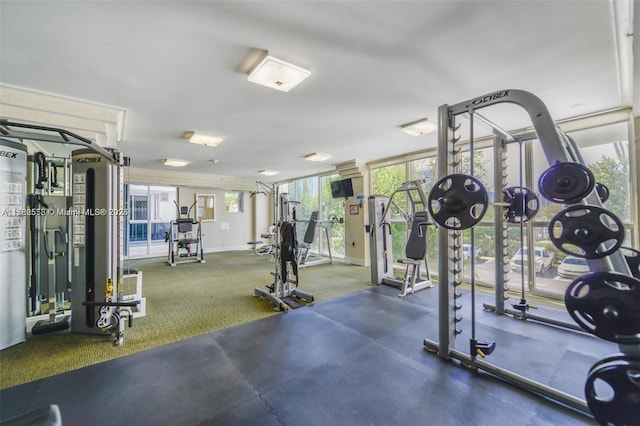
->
(304, 152, 332, 162)
(162, 158, 189, 167)
(183, 131, 223, 147)
(258, 169, 279, 176)
(400, 118, 437, 136)
(247, 53, 311, 92)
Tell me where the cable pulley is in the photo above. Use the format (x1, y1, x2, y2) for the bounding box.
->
(538, 162, 595, 204)
(564, 271, 640, 344)
(585, 354, 640, 426)
(502, 186, 539, 223)
(549, 205, 624, 259)
(427, 174, 488, 230)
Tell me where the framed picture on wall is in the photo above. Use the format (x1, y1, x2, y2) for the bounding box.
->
(349, 205, 359, 215)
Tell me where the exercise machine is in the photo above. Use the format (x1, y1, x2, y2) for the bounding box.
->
(422, 89, 638, 424)
(366, 180, 433, 297)
(166, 200, 205, 266)
(0, 119, 140, 346)
(297, 211, 341, 268)
(254, 192, 314, 311)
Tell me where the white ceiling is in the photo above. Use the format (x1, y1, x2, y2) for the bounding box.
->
(0, 1, 637, 182)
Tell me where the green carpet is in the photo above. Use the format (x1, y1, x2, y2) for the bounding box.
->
(0, 251, 370, 389)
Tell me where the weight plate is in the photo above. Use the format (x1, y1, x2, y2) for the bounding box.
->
(549, 205, 624, 259)
(502, 186, 539, 223)
(564, 271, 640, 344)
(428, 174, 488, 230)
(595, 182, 610, 204)
(621, 246, 640, 279)
(538, 162, 595, 204)
(585, 355, 640, 426)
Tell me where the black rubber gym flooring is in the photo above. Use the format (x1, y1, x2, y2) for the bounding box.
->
(1, 285, 611, 425)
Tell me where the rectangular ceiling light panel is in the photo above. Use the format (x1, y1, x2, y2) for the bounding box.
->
(248, 55, 311, 92)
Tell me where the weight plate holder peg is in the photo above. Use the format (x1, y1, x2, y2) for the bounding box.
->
(502, 186, 539, 223)
(564, 271, 640, 344)
(427, 174, 489, 230)
(585, 354, 640, 426)
(538, 162, 595, 204)
(549, 205, 624, 259)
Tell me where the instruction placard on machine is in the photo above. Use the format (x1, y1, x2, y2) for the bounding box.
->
(72, 173, 86, 246)
(1, 174, 24, 252)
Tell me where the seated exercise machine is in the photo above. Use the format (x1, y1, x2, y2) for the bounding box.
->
(397, 210, 433, 296)
(297, 211, 341, 268)
(366, 180, 434, 297)
(254, 193, 314, 311)
(166, 200, 205, 266)
(247, 225, 277, 257)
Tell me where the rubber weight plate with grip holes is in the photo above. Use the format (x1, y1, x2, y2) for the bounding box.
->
(549, 205, 624, 259)
(427, 174, 488, 230)
(538, 162, 595, 204)
(564, 272, 640, 344)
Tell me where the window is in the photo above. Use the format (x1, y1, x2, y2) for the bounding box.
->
(224, 192, 243, 213)
(126, 184, 176, 257)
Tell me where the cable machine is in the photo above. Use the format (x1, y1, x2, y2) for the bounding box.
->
(166, 200, 205, 266)
(254, 191, 314, 311)
(422, 89, 638, 424)
(0, 119, 139, 346)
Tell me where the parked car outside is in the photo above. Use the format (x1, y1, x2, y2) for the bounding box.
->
(510, 247, 553, 274)
(462, 244, 481, 260)
(557, 256, 590, 279)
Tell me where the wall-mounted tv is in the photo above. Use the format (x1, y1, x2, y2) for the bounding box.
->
(330, 178, 354, 199)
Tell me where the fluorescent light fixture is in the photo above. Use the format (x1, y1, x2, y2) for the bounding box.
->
(304, 152, 332, 162)
(258, 169, 279, 176)
(400, 118, 437, 136)
(247, 53, 311, 92)
(162, 158, 189, 167)
(183, 131, 223, 147)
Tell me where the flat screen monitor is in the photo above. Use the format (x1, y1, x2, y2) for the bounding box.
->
(331, 178, 354, 199)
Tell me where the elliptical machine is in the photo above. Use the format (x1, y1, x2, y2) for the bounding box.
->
(166, 200, 205, 266)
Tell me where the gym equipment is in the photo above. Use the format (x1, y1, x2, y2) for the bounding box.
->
(396, 211, 434, 297)
(621, 246, 640, 279)
(28, 155, 72, 336)
(366, 180, 433, 297)
(584, 354, 640, 426)
(254, 193, 314, 311)
(297, 212, 341, 268)
(423, 89, 635, 418)
(427, 174, 488, 230)
(502, 186, 539, 223)
(564, 271, 640, 344)
(166, 200, 205, 266)
(247, 225, 276, 256)
(538, 162, 595, 204)
(0, 138, 28, 349)
(1, 120, 139, 346)
(549, 205, 624, 259)
(595, 182, 610, 204)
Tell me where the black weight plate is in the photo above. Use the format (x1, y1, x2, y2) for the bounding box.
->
(503, 186, 539, 223)
(595, 182, 610, 204)
(564, 271, 640, 344)
(621, 246, 640, 279)
(549, 205, 624, 259)
(428, 174, 488, 230)
(585, 355, 640, 426)
(538, 162, 595, 204)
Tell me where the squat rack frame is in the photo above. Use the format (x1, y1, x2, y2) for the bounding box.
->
(423, 89, 632, 415)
